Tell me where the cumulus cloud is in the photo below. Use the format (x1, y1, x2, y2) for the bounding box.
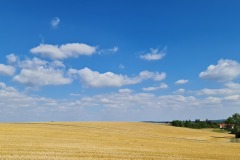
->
(51, 17, 60, 28)
(174, 88, 185, 94)
(142, 83, 168, 91)
(199, 59, 240, 82)
(30, 43, 96, 60)
(175, 79, 189, 85)
(139, 70, 166, 81)
(18, 57, 48, 69)
(14, 68, 71, 86)
(6, 54, 18, 64)
(0, 64, 15, 76)
(13, 57, 71, 86)
(68, 68, 166, 88)
(140, 48, 166, 61)
(69, 68, 140, 87)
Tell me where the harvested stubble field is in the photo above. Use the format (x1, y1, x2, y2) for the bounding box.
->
(0, 122, 239, 160)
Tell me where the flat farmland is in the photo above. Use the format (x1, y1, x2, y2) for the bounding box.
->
(0, 122, 239, 159)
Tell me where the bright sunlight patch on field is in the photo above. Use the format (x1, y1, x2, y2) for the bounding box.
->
(0, 122, 239, 159)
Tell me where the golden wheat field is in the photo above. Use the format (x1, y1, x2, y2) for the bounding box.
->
(0, 122, 239, 160)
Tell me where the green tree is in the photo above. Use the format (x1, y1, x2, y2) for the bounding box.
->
(171, 120, 183, 127)
(226, 113, 240, 138)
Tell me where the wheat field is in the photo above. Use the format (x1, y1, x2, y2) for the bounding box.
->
(0, 122, 239, 159)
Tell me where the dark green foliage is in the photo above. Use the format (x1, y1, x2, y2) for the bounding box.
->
(171, 119, 219, 129)
(225, 113, 240, 138)
(171, 120, 184, 127)
(232, 126, 240, 138)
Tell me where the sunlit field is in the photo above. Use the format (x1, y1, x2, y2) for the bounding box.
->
(0, 122, 239, 159)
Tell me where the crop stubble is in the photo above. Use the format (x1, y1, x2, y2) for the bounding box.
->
(0, 122, 239, 159)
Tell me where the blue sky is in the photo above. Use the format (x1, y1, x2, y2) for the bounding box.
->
(0, 0, 240, 122)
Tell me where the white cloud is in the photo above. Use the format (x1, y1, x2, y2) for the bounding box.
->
(70, 67, 140, 88)
(50, 60, 65, 68)
(51, 17, 60, 28)
(225, 95, 240, 101)
(3, 56, 70, 87)
(67, 91, 239, 121)
(118, 88, 133, 94)
(199, 59, 240, 82)
(224, 81, 240, 89)
(175, 79, 189, 85)
(68, 68, 166, 88)
(0, 82, 28, 102)
(30, 43, 96, 60)
(196, 82, 240, 96)
(158, 83, 168, 89)
(174, 88, 185, 94)
(98, 46, 119, 55)
(14, 68, 71, 86)
(0, 82, 70, 121)
(13, 57, 71, 86)
(110, 46, 119, 53)
(18, 57, 47, 69)
(0, 81, 238, 121)
(139, 70, 166, 81)
(6, 54, 18, 64)
(197, 88, 232, 96)
(140, 48, 166, 61)
(142, 87, 157, 91)
(73, 92, 198, 110)
(205, 97, 222, 103)
(0, 86, 199, 121)
(143, 83, 168, 91)
(0, 64, 15, 76)
(0, 82, 17, 92)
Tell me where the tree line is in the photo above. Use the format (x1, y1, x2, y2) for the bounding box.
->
(171, 113, 240, 138)
(171, 119, 219, 129)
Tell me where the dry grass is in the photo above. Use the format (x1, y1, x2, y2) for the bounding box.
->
(0, 122, 239, 159)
